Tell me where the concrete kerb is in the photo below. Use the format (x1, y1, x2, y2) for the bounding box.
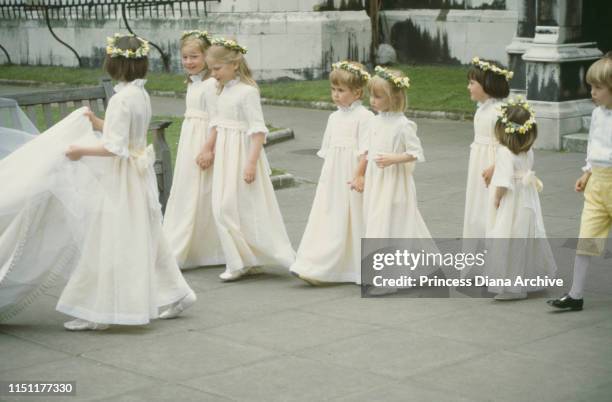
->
(151, 93, 474, 121)
(271, 173, 295, 190)
(265, 128, 294, 146)
(148, 92, 475, 121)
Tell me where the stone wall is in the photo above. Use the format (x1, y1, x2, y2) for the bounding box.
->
(381, 0, 507, 10)
(0, 10, 371, 80)
(380, 9, 517, 65)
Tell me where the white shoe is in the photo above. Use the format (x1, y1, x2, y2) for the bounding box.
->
(494, 292, 527, 301)
(219, 266, 264, 282)
(219, 269, 244, 281)
(64, 318, 109, 331)
(159, 292, 197, 319)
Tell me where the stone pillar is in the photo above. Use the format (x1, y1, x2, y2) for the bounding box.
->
(506, 0, 536, 96)
(521, 0, 602, 150)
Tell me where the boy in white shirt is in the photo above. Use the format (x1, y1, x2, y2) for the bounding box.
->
(548, 52, 612, 311)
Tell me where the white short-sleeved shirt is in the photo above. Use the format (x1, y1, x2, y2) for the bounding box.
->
(584, 106, 612, 171)
(102, 79, 151, 158)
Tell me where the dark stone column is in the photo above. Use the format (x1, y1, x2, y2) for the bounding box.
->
(519, 0, 602, 150)
(506, 0, 537, 95)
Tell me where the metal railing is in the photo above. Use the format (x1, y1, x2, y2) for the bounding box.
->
(0, 0, 220, 68)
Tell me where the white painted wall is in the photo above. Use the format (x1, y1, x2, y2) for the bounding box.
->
(0, 11, 371, 80)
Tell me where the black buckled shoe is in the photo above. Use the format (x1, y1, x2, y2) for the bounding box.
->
(547, 294, 583, 311)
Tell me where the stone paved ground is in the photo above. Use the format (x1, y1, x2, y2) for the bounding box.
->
(0, 89, 610, 401)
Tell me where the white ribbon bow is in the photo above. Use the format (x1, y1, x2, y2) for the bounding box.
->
(132, 144, 156, 175)
(522, 170, 543, 192)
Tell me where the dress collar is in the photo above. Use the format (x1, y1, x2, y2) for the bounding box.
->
(599, 105, 612, 117)
(189, 73, 204, 83)
(114, 79, 147, 93)
(338, 100, 363, 112)
(477, 97, 498, 109)
(224, 77, 241, 89)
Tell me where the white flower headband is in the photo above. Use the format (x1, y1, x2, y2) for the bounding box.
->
(106, 33, 150, 59)
(498, 97, 536, 135)
(332, 61, 371, 83)
(211, 37, 247, 54)
(181, 30, 212, 44)
(374, 66, 410, 90)
(471, 57, 514, 81)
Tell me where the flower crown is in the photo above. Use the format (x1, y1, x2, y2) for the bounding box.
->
(498, 97, 536, 135)
(211, 37, 247, 54)
(106, 33, 150, 59)
(332, 61, 371, 83)
(374, 66, 410, 90)
(181, 30, 212, 44)
(471, 57, 514, 81)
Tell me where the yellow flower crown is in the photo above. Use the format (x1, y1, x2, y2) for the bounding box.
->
(181, 30, 212, 44)
(471, 57, 514, 81)
(211, 37, 247, 54)
(106, 33, 150, 59)
(374, 66, 410, 90)
(332, 61, 371, 83)
(498, 97, 536, 135)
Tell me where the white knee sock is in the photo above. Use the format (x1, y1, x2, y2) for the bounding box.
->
(568, 255, 590, 299)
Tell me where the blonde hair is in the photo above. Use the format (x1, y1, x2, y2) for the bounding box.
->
(368, 69, 407, 112)
(586, 52, 612, 90)
(207, 43, 257, 94)
(180, 36, 211, 81)
(329, 61, 368, 98)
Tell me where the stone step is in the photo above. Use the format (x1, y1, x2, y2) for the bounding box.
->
(582, 115, 591, 131)
(271, 173, 296, 190)
(562, 133, 588, 153)
(264, 128, 295, 147)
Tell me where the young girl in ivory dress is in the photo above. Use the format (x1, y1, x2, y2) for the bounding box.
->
(484, 98, 557, 300)
(163, 30, 225, 269)
(363, 67, 434, 239)
(58, 34, 196, 329)
(205, 38, 295, 281)
(290, 61, 373, 285)
(463, 58, 512, 244)
(362, 67, 437, 295)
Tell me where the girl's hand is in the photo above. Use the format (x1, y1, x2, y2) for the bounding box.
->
(349, 175, 365, 193)
(65, 145, 83, 161)
(84, 109, 104, 131)
(374, 153, 396, 168)
(494, 196, 502, 209)
(575, 172, 591, 192)
(494, 187, 507, 209)
(482, 165, 495, 187)
(196, 148, 214, 170)
(243, 162, 256, 183)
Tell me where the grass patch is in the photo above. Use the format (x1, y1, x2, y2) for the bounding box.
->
(1, 64, 475, 113)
